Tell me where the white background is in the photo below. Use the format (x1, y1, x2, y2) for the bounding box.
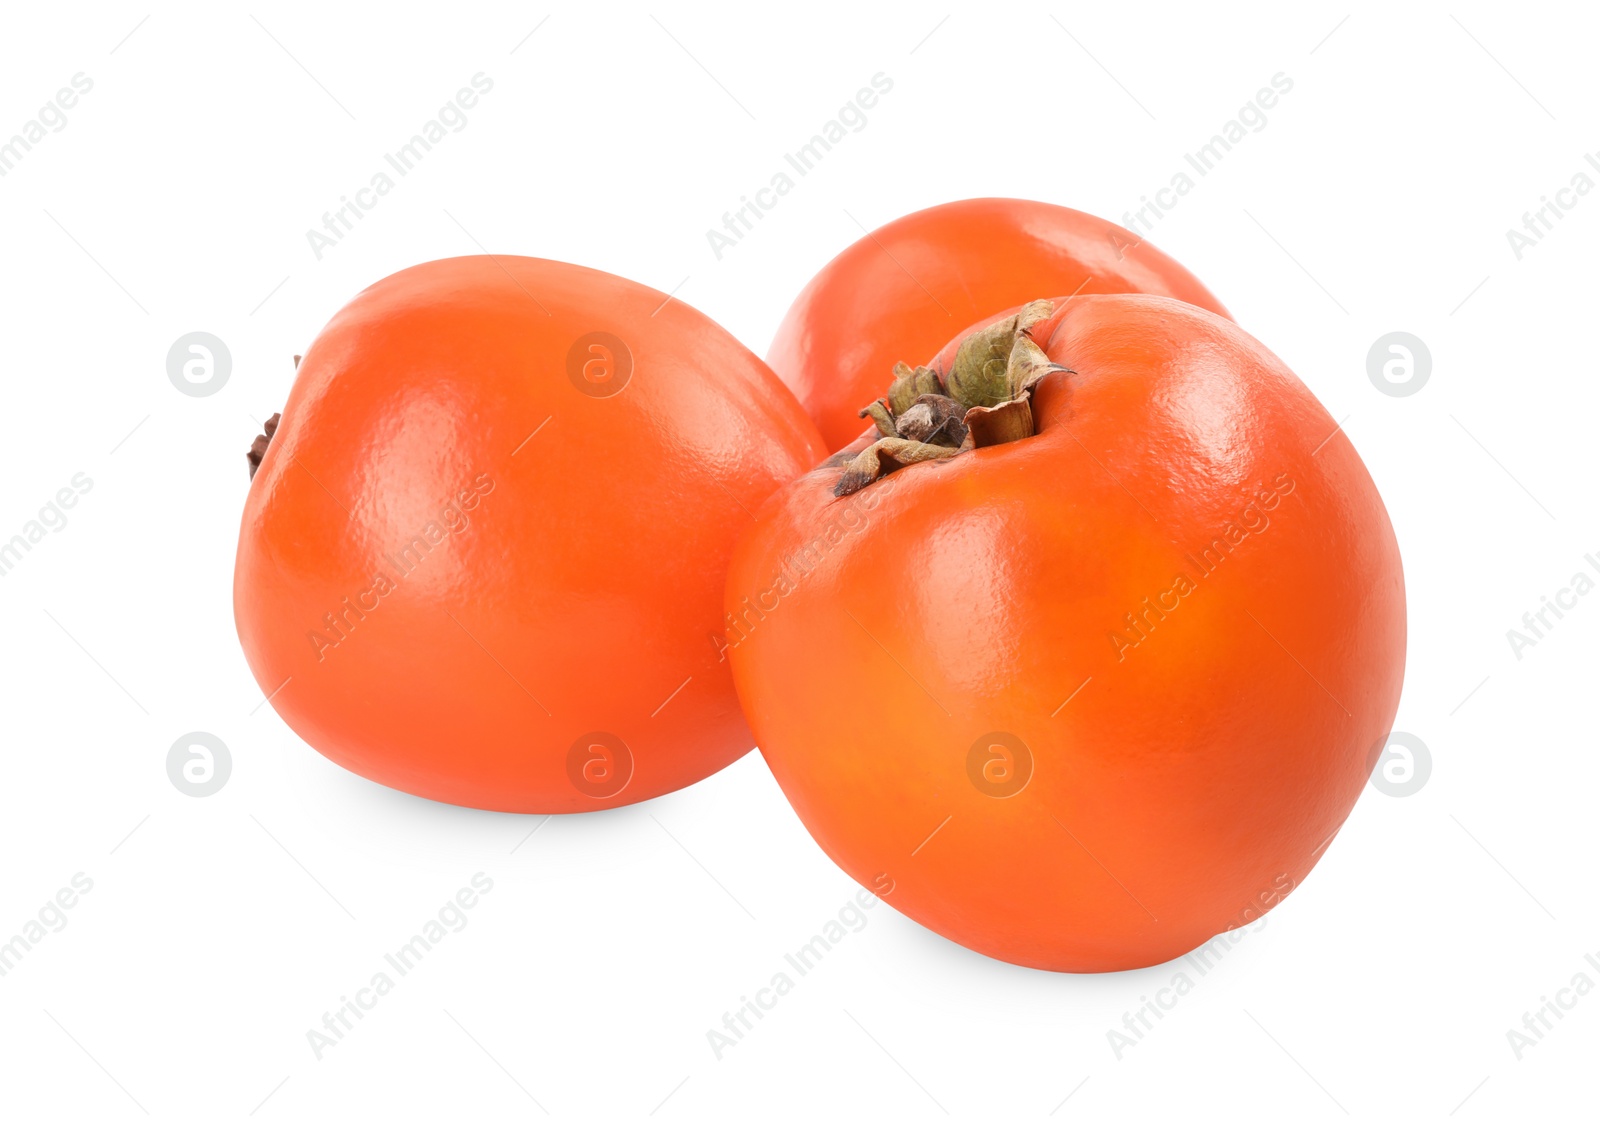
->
(0, 2, 1594, 1126)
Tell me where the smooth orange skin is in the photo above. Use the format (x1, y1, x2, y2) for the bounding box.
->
(235, 256, 824, 813)
(767, 198, 1232, 451)
(728, 295, 1405, 972)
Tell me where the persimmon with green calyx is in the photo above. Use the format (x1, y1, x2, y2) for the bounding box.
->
(726, 294, 1405, 972)
(234, 255, 824, 813)
(767, 198, 1231, 450)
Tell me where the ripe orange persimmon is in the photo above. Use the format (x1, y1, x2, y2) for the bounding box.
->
(726, 294, 1405, 972)
(235, 256, 824, 812)
(767, 198, 1231, 450)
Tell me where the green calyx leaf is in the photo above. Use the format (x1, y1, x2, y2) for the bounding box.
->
(887, 362, 944, 416)
(835, 298, 1068, 495)
(946, 300, 1054, 409)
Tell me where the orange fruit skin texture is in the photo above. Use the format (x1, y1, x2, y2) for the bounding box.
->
(728, 295, 1406, 972)
(234, 256, 824, 813)
(767, 198, 1232, 451)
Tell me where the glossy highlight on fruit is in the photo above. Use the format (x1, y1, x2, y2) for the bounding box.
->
(767, 197, 1232, 450)
(727, 293, 1405, 972)
(235, 255, 824, 812)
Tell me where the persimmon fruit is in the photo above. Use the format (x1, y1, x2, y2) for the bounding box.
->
(234, 255, 824, 813)
(767, 198, 1231, 450)
(726, 293, 1405, 972)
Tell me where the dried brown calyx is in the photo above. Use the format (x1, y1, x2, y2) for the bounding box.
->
(247, 413, 281, 480)
(835, 300, 1071, 496)
(246, 355, 300, 481)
